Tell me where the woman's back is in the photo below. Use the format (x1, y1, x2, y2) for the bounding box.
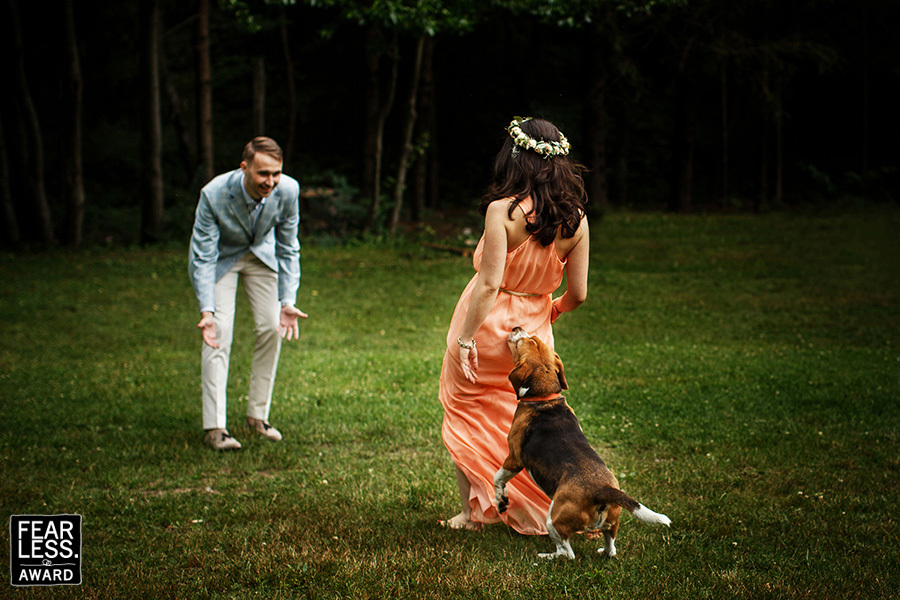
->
(497, 198, 588, 261)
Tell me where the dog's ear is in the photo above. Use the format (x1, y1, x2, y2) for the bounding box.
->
(508, 360, 533, 396)
(554, 353, 568, 390)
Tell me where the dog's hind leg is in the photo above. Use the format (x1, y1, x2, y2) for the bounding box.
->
(596, 504, 620, 558)
(538, 501, 576, 560)
(597, 529, 617, 558)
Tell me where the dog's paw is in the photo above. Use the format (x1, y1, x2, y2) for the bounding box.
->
(497, 495, 509, 514)
(597, 539, 617, 558)
(538, 550, 573, 560)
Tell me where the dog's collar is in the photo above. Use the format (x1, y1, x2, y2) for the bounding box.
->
(518, 393, 564, 403)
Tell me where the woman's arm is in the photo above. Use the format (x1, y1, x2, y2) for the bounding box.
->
(553, 218, 589, 320)
(457, 201, 509, 382)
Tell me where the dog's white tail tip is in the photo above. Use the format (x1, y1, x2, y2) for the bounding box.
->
(633, 504, 671, 527)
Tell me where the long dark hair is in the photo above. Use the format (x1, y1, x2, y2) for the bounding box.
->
(480, 118, 587, 246)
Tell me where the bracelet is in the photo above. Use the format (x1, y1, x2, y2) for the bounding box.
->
(457, 336, 476, 349)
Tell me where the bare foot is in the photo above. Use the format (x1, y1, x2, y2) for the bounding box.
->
(443, 513, 483, 532)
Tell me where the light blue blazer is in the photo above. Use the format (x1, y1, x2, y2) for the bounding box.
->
(188, 169, 301, 313)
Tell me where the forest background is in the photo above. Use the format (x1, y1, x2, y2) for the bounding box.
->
(2, 3, 898, 596)
(2, 0, 898, 249)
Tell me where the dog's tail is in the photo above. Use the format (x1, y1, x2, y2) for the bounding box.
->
(596, 487, 672, 526)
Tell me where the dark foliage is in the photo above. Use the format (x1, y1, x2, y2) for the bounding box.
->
(2, 0, 898, 246)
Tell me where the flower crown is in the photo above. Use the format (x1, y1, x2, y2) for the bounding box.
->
(507, 117, 571, 158)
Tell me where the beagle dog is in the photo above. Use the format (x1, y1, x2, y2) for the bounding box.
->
(494, 327, 671, 560)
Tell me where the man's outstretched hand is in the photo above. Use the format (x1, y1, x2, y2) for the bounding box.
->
(198, 311, 219, 348)
(279, 305, 308, 341)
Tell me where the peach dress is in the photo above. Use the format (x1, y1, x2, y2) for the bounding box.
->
(439, 199, 566, 535)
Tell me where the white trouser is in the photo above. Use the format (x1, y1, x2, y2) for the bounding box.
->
(201, 253, 282, 430)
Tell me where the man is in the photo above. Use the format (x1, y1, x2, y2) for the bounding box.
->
(188, 136, 307, 450)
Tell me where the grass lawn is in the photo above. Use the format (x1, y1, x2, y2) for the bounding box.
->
(1, 209, 898, 599)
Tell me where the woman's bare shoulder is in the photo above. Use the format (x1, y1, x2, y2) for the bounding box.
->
(555, 213, 589, 257)
(484, 197, 521, 218)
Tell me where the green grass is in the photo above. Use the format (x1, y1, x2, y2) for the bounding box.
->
(1, 209, 898, 599)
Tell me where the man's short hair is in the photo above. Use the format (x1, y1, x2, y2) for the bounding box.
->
(243, 137, 283, 163)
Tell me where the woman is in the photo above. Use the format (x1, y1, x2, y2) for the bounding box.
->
(439, 117, 590, 533)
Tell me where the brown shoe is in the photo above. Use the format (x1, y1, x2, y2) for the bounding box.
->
(204, 428, 242, 451)
(245, 417, 283, 441)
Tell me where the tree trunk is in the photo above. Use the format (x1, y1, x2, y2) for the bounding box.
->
(720, 60, 729, 204)
(614, 117, 629, 206)
(679, 138, 694, 213)
(756, 61, 769, 214)
(412, 35, 436, 219)
(63, 0, 84, 248)
(0, 120, 18, 245)
(362, 26, 398, 234)
(360, 27, 379, 219)
(757, 124, 768, 214)
(585, 83, 608, 213)
(669, 78, 694, 213)
(161, 56, 195, 183)
(10, 0, 54, 244)
(196, 0, 214, 184)
(584, 21, 609, 214)
(279, 7, 297, 164)
(861, 4, 869, 195)
(427, 39, 439, 211)
(140, 0, 164, 244)
(389, 35, 426, 236)
(775, 99, 783, 204)
(252, 56, 266, 136)
(412, 139, 426, 223)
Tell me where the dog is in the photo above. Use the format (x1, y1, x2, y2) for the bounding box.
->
(493, 327, 671, 560)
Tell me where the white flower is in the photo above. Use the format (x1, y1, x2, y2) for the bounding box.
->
(506, 117, 571, 158)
